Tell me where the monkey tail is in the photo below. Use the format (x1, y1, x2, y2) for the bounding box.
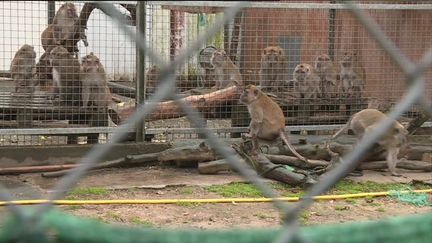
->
(331, 120, 350, 140)
(279, 131, 308, 162)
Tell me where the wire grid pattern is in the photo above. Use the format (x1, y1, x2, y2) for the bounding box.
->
(0, 1, 431, 242)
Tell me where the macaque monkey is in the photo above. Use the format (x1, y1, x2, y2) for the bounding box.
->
(80, 52, 112, 109)
(339, 51, 366, 98)
(34, 52, 53, 89)
(41, 24, 56, 53)
(293, 63, 320, 99)
(42, 3, 79, 55)
(314, 54, 338, 98)
(331, 108, 408, 176)
(49, 46, 81, 105)
(210, 50, 243, 89)
(240, 85, 308, 162)
(259, 46, 288, 92)
(53, 3, 78, 46)
(10, 44, 36, 92)
(145, 65, 160, 95)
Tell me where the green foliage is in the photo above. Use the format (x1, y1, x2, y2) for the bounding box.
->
(128, 217, 154, 227)
(205, 182, 263, 198)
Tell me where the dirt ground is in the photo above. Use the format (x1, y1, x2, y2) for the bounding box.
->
(0, 166, 430, 230)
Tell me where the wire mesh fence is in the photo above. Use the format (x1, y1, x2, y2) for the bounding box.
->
(0, 1, 431, 242)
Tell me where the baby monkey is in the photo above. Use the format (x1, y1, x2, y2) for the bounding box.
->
(240, 85, 308, 162)
(10, 44, 36, 92)
(49, 46, 81, 105)
(293, 63, 321, 99)
(331, 109, 408, 176)
(80, 52, 112, 109)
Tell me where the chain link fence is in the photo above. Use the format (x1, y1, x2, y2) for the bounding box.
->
(0, 1, 431, 242)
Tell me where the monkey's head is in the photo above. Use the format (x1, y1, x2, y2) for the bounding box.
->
(49, 46, 72, 64)
(314, 54, 331, 69)
(240, 84, 261, 105)
(340, 51, 357, 68)
(16, 44, 36, 59)
(262, 46, 286, 66)
(210, 50, 229, 68)
(293, 63, 313, 82)
(81, 52, 105, 73)
(58, 2, 78, 18)
(146, 65, 160, 80)
(394, 124, 409, 145)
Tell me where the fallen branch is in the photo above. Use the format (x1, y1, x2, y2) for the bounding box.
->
(265, 154, 329, 169)
(0, 164, 77, 175)
(361, 160, 432, 172)
(41, 152, 159, 178)
(159, 142, 217, 167)
(113, 85, 241, 122)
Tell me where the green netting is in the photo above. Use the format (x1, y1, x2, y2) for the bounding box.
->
(0, 210, 431, 243)
(389, 188, 431, 207)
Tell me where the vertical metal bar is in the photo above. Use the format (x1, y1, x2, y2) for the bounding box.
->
(328, 2, 336, 60)
(135, 2, 146, 142)
(48, 1, 56, 24)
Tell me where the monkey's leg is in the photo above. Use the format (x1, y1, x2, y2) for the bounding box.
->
(386, 147, 402, 177)
(250, 122, 261, 155)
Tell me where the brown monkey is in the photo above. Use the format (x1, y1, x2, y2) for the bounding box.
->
(259, 46, 288, 92)
(293, 63, 320, 99)
(240, 85, 308, 162)
(145, 65, 160, 95)
(314, 54, 338, 98)
(34, 52, 53, 90)
(10, 44, 36, 93)
(210, 50, 242, 89)
(331, 108, 408, 176)
(339, 51, 366, 98)
(52, 3, 78, 45)
(49, 46, 81, 105)
(80, 52, 111, 109)
(41, 24, 56, 53)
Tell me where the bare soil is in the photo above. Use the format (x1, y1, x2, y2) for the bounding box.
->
(3, 166, 430, 230)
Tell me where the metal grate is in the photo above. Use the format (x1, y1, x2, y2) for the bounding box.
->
(0, 1, 431, 242)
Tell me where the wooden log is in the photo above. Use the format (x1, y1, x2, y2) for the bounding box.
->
(265, 154, 329, 169)
(249, 154, 316, 186)
(41, 152, 160, 178)
(0, 164, 76, 175)
(272, 142, 431, 162)
(360, 160, 432, 172)
(114, 85, 241, 122)
(198, 159, 232, 174)
(158, 142, 217, 167)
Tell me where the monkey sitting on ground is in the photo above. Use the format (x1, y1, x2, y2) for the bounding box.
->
(10, 44, 36, 93)
(210, 50, 243, 89)
(339, 51, 366, 98)
(330, 108, 408, 176)
(145, 65, 160, 96)
(259, 46, 288, 93)
(34, 52, 53, 90)
(49, 46, 81, 105)
(240, 85, 308, 162)
(293, 63, 321, 99)
(80, 52, 112, 109)
(314, 54, 338, 98)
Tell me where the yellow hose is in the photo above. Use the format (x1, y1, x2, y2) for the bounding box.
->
(0, 189, 431, 206)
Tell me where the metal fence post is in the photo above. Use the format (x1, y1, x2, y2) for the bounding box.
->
(135, 1, 147, 142)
